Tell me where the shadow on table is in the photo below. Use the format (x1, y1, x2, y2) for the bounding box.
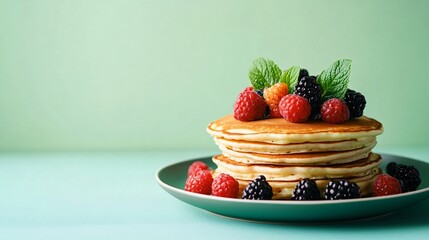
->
(261, 199, 429, 228)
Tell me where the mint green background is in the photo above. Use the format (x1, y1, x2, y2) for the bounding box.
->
(1, 0, 428, 151)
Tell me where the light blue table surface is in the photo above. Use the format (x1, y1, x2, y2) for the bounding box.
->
(0, 147, 428, 240)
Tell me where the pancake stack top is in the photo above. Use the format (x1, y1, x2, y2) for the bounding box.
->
(206, 58, 385, 199)
(207, 115, 383, 199)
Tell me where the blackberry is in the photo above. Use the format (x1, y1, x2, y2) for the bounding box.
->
(388, 163, 421, 192)
(386, 162, 398, 176)
(263, 105, 270, 119)
(294, 76, 322, 119)
(242, 175, 273, 200)
(298, 68, 309, 81)
(324, 180, 361, 200)
(344, 89, 366, 118)
(291, 178, 321, 200)
(255, 90, 264, 98)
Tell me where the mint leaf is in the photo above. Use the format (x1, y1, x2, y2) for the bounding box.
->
(280, 66, 300, 93)
(317, 59, 351, 101)
(248, 58, 282, 90)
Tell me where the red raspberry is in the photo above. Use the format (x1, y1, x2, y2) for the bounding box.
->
(243, 86, 254, 92)
(278, 94, 311, 123)
(263, 83, 289, 118)
(187, 161, 209, 177)
(184, 170, 213, 195)
(233, 89, 268, 121)
(373, 174, 402, 197)
(211, 173, 239, 198)
(320, 98, 350, 124)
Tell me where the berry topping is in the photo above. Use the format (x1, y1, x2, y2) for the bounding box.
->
(279, 94, 312, 123)
(242, 175, 273, 200)
(233, 89, 268, 121)
(298, 68, 309, 81)
(263, 83, 289, 118)
(372, 174, 402, 197)
(386, 162, 421, 192)
(291, 178, 321, 200)
(320, 98, 350, 124)
(187, 161, 209, 177)
(243, 86, 254, 92)
(344, 89, 366, 118)
(211, 173, 239, 198)
(294, 75, 322, 119)
(324, 180, 361, 200)
(184, 170, 213, 195)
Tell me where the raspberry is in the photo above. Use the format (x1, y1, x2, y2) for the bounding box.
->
(294, 76, 322, 119)
(233, 89, 268, 121)
(263, 83, 289, 118)
(184, 170, 213, 195)
(278, 94, 311, 123)
(243, 86, 254, 92)
(387, 163, 421, 192)
(344, 89, 366, 118)
(187, 161, 209, 177)
(211, 173, 239, 198)
(291, 178, 321, 200)
(320, 98, 350, 124)
(324, 180, 361, 200)
(242, 175, 273, 200)
(372, 174, 402, 197)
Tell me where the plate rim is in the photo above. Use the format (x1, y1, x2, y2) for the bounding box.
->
(156, 153, 429, 222)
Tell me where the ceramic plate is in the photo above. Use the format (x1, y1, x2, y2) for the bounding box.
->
(156, 154, 429, 222)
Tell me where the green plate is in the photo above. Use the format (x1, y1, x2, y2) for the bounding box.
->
(156, 154, 429, 223)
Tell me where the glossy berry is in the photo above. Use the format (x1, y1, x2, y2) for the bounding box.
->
(387, 163, 421, 192)
(187, 161, 209, 177)
(234, 89, 268, 121)
(211, 173, 239, 198)
(320, 98, 350, 124)
(372, 174, 402, 197)
(242, 175, 273, 200)
(291, 178, 321, 200)
(324, 180, 361, 200)
(243, 86, 254, 92)
(184, 170, 213, 195)
(279, 94, 311, 123)
(386, 162, 398, 176)
(294, 76, 322, 119)
(344, 89, 366, 118)
(298, 68, 309, 81)
(263, 83, 289, 118)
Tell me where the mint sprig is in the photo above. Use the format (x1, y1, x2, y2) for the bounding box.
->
(248, 57, 352, 101)
(317, 59, 351, 101)
(248, 58, 282, 90)
(280, 66, 300, 93)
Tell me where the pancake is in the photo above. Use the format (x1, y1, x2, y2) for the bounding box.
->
(212, 153, 381, 181)
(207, 114, 384, 199)
(207, 115, 383, 144)
(231, 168, 381, 199)
(219, 141, 376, 165)
(213, 136, 376, 154)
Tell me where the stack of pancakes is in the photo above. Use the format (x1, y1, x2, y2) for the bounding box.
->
(207, 115, 384, 199)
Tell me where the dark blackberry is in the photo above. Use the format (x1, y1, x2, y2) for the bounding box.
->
(263, 105, 270, 119)
(392, 164, 421, 192)
(242, 175, 273, 200)
(294, 76, 322, 119)
(291, 178, 321, 200)
(344, 89, 366, 118)
(255, 90, 264, 98)
(298, 68, 309, 81)
(386, 162, 398, 176)
(324, 180, 361, 200)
